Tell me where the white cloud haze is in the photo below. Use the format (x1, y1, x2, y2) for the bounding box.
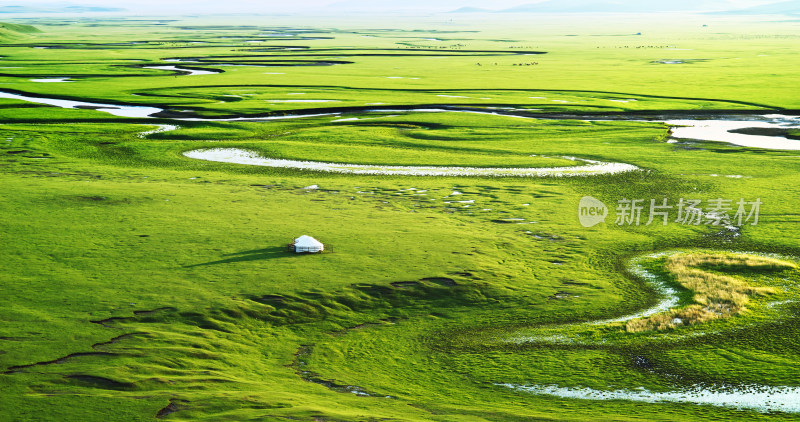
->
(0, 0, 780, 14)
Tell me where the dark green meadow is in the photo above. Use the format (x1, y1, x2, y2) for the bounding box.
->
(1, 14, 800, 421)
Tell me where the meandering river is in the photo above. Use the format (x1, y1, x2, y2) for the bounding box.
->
(3, 88, 797, 177)
(3, 88, 800, 411)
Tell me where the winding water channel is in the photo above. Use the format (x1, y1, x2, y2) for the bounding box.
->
(501, 251, 800, 413)
(501, 383, 800, 413)
(1, 89, 798, 177)
(1, 89, 797, 142)
(2, 87, 800, 411)
(140, 65, 220, 76)
(183, 148, 637, 177)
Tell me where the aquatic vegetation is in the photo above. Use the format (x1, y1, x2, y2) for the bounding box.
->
(625, 253, 792, 332)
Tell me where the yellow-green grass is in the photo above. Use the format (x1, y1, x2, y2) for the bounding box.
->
(0, 22, 39, 42)
(626, 253, 793, 332)
(2, 15, 800, 422)
(1, 14, 799, 115)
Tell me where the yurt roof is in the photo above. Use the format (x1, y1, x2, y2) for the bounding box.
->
(294, 235, 323, 247)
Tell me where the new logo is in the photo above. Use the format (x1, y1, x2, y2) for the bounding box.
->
(579, 196, 608, 227)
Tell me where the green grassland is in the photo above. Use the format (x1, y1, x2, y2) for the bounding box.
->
(1, 13, 800, 421)
(0, 22, 39, 42)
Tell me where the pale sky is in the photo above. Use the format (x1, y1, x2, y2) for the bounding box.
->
(4, 0, 777, 14)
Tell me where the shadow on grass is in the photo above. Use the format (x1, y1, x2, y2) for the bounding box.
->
(185, 246, 296, 267)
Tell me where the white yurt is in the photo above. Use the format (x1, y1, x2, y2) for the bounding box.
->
(292, 235, 324, 253)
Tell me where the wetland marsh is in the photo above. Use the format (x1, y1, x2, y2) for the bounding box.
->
(1, 10, 800, 422)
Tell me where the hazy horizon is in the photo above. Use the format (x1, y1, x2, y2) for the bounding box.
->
(0, 0, 783, 14)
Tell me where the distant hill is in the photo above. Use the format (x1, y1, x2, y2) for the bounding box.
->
(325, 0, 523, 13)
(64, 5, 125, 12)
(449, 7, 493, 13)
(0, 22, 40, 33)
(499, 0, 737, 13)
(712, 0, 800, 15)
(0, 4, 124, 14)
(326, 0, 466, 12)
(0, 21, 40, 41)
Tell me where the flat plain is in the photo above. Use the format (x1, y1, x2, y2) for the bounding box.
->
(1, 12, 800, 421)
